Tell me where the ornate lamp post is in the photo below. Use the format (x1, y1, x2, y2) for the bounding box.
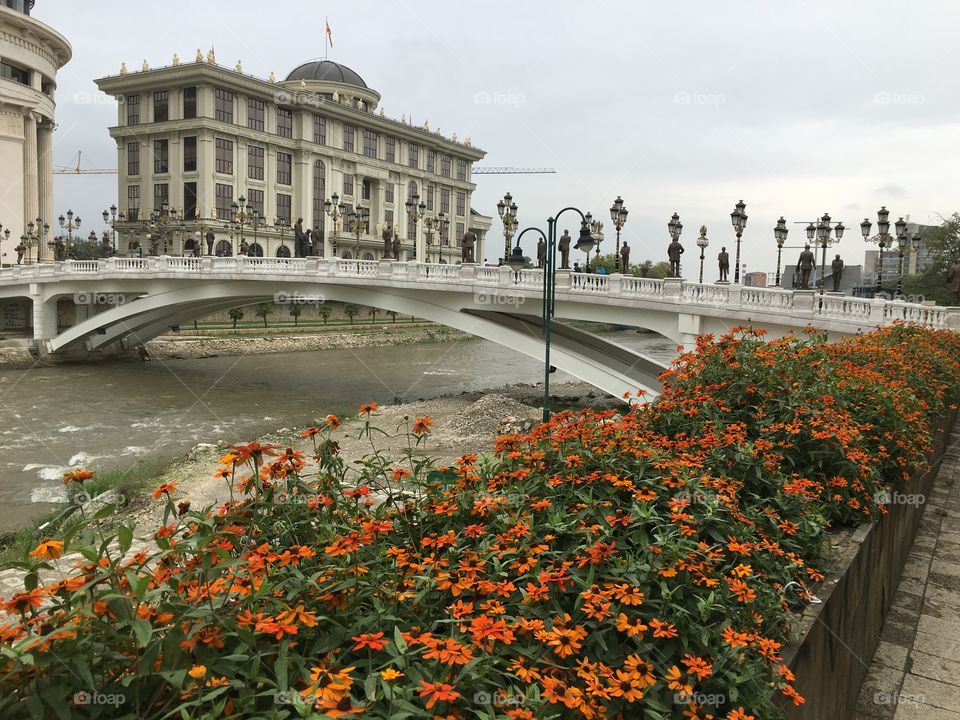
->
(496, 192, 518, 262)
(729, 200, 747, 284)
(347, 206, 369, 259)
(667, 212, 683, 277)
(275, 217, 290, 254)
(102, 204, 119, 256)
(893, 217, 910, 296)
(591, 219, 604, 267)
(609, 196, 628, 271)
(323, 193, 348, 257)
(423, 212, 449, 264)
(774, 216, 788, 287)
(696, 226, 709, 283)
(806, 213, 845, 295)
(58, 209, 81, 249)
(861, 206, 896, 294)
(574, 212, 596, 270)
(404, 193, 426, 259)
(23, 218, 47, 264)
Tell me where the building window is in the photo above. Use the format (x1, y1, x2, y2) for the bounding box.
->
(127, 185, 140, 220)
(127, 141, 140, 176)
(427, 150, 435, 173)
(0, 60, 28, 85)
(248, 145, 264, 180)
(313, 115, 326, 145)
(408, 143, 419, 169)
(277, 107, 293, 138)
(153, 183, 169, 211)
(153, 91, 168, 122)
(247, 98, 265, 131)
(183, 87, 197, 119)
(456, 191, 465, 216)
(386, 137, 395, 163)
(215, 183, 233, 219)
(183, 182, 197, 220)
(407, 182, 418, 240)
(361, 178, 371, 201)
(126, 94, 140, 125)
(183, 136, 197, 172)
(441, 155, 451, 178)
(247, 188, 264, 217)
(343, 124, 355, 152)
(385, 183, 394, 203)
(215, 138, 233, 175)
(343, 174, 354, 196)
(456, 222, 464, 244)
(277, 151, 292, 185)
(440, 188, 450, 215)
(457, 159, 467, 181)
(153, 139, 169, 174)
(215, 88, 234, 123)
(276, 193, 292, 224)
(313, 160, 325, 252)
(385, 209, 394, 228)
(362, 130, 378, 158)
(426, 184, 434, 212)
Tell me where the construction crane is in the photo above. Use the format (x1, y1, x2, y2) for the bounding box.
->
(54, 151, 117, 175)
(472, 167, 556, 175)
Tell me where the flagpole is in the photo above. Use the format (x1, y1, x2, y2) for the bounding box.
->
(325, 16, 329, 60)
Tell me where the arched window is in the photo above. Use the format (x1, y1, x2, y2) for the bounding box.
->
(406, 181, 418, 241)
(247, 243, 264, 257)
(215, 240, 232, 257)
(362, 252, 374, 261)
(341, 250, 353, 260)
(312, 159, 325, 255)
(276, 245, 291, 258)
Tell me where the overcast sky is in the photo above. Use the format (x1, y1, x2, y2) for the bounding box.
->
(36, 0, 960, 281)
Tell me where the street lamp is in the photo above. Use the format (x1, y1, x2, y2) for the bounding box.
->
(807, 213, 845, 295)
(774, 217, 788, 287)
(324, 193, 348, 257)
(23, 218, 47, 264)
(861, 206, 896, 295)
(347, 206, 369, 259)
(574, 213, 596, 270)
(58, 209, 81, 244)
(609, 196, 628, 271)
(496, 192, 518, 262)
(893, 217, 911, 297)
(423, 212, 449, 264)
(730, 200, 747, 284)
(696, 225, 709, 283)
(404, 193, 426, 259)
(102, 204, 119, 256)
(668, 212, 683, 278)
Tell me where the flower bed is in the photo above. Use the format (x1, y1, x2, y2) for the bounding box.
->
(1, 324, 958, 720)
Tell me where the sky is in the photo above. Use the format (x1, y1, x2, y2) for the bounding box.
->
(36, 0, 960, 282)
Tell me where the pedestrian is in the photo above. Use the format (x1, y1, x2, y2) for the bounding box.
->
(598, 265, 607, 275)
(573, 262, 581, 273)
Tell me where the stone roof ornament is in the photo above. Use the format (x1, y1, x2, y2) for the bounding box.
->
(401, 114, 406, 124)
(424, 119, 429, 130)
(451, 133, 457, 142)
(235, 60, 242, 73)
(464, 137, 472, 147)
(172, 53, 180, 66)
(269, 71, 276, 83)
(195, 48, 204, 63)
(332, 91, 339, 102)
(300, 79, 307, 89)
(379, 108, 384, 117)
(119, 62, 128, 75)
(207, 47, 216, 64)
(141, 59, 149, 72)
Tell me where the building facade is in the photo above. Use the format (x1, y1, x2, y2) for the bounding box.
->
(95, 57, 492, 262)
(0, 1, 71, 264)
(863, 222, 934, 288)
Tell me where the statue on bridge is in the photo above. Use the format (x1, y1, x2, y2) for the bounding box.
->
(15, 241, 25, 264)
(53, 237, 66, 261)
(797, 244, 816, 289)
(620, 242, 630, 273)
(205, 230, 215, 255)
(667, 238, 684, 278)
(294, 218, 307, 258)
(559, 230, 572, 269)
(461, 230, 476, 263)
(718, 247, 729, 282)
(304, 229, 314, 256)
(536, 237, 545, 268)
(831, 254, 844, 292)
(383, 224, 395, 259)
(100, 234, 115, 258)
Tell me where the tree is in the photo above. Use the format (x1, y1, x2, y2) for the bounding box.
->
(228, 308, 244, 329)
(344, 303, 360, 325)
(254, 302, 273, 328)
(368, 306, 378, 323)
(318, 304, 332, 325)
(386, 310, 399, 323)
(289, 303, 303, 327)
(645, 262, 671, 279)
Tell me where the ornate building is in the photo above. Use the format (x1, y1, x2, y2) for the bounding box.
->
(95, 56, 492, 261)
(0, 1, 71, 263)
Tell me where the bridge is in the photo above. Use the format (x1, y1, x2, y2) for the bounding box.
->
(1, 256, 955, 398)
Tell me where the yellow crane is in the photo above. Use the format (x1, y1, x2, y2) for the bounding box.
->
(53, 151, 117, 175)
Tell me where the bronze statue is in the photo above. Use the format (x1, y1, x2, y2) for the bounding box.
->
(392, 234, 401, 261)
(831, 254, 844, 292)
(294, 218, 306, 258)
(461, 230, 476, 263)
(949, 262, 960, 303)
(559, 230, 572, 269)
(382, 224, 394, 258)
(718, 247, 730, 282)
(205, 229, 215, 255)
(667, 238, 685, 278)
(15, 242, 25, 264)
(304, 228, 314, 256)
(620, 242, 630, 273)
(797, 244, 816, 289)
(536, 237, 546, 268)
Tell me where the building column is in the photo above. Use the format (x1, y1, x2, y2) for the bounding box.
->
(23, 112, 40, 249)
(37, 118, 54, 261)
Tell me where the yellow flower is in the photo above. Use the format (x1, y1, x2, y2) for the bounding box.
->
(380, 668, 404, 681)
(188, 665, 207, 679)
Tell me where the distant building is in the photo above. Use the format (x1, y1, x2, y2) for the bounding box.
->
(863, 221, 935, 288)
(781, 264, 864, 293)
(743, 271, 767, 288)
(0, 1, 71, 263)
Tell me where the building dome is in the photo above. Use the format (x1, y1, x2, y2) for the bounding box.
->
(285, 60, 367, 88)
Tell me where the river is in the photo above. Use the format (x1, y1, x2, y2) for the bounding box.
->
(0, 330, 677, 531)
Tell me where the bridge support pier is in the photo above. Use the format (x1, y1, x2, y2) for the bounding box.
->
(678, 313, 701, 353)
(30, 286, 57, 344)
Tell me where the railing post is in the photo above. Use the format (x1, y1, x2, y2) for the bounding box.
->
(555, 269, 572, 290)
(793, 289, 816, 318)
(460, 263, 477, 281)
(378, 259, 393, 277)
(608, 274, 623, 295)
(497, 266, 513, 287)
(727, 283, 743, 311)
(868, 297, 886, 324)
(662, 277, 683, 301)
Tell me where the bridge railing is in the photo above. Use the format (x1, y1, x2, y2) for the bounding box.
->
(681, 282, 730, 306)
(620, 277, 664, 298)
(570, 273, 609, 292)
(883, 300, 948, 328)
(741, 287, 795, 311)
(816, 295, 872, 321)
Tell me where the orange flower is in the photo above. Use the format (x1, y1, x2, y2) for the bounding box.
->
(727, 709, 756, 720)
(352, 631, 388, 651)
(681, 654, 713, 680)
(63, 468, 94, 485)
(151, 481, 178, 499)
(29, 540, 64, 561)
(380, 668, 404, 681)
(4, 588, 44, 614)
(615, 613, 648, 638)
(649, 618, 678, 638)
(607, 669, 646, 702)
(418, 680, 460, 709)
(188, 665, 207, 679)
(301, 664, 355, 706)
(665, 665, 692, 696)
(412, 416, 433, 435)
(358, 402, 379, 415)
(325, 414, 342, 429)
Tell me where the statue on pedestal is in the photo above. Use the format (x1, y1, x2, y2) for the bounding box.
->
(536, 237, 545, 268)
(797, 244, 816, 289)
(559, 230, 572, 269)
(205, 230, 215, 255)
(667, 238, 685, 278)
(718, 247, 730, 282)
(620, 242, 630, 273)
(461, 230, 476, 263)
(294, 218, 306, 257)
(15, 242, 25, 264)
(392, 235, 401, 261)
(831, 254, 844, 292)
(383, 224, 394, 258)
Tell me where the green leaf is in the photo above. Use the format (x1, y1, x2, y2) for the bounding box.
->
(131, 618, 152, 648)
(393, 625, 408, 653)
(118, 524, 133, 554)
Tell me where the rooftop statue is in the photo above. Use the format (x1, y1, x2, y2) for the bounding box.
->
(172, 53, 180, 66)
(119, 62, 128, 75)
(195, 49, 204, 63)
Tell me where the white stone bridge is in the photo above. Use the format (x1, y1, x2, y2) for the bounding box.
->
(0, 257, 955, 397)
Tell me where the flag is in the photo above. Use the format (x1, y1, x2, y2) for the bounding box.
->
(326, 20, 333, 48)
